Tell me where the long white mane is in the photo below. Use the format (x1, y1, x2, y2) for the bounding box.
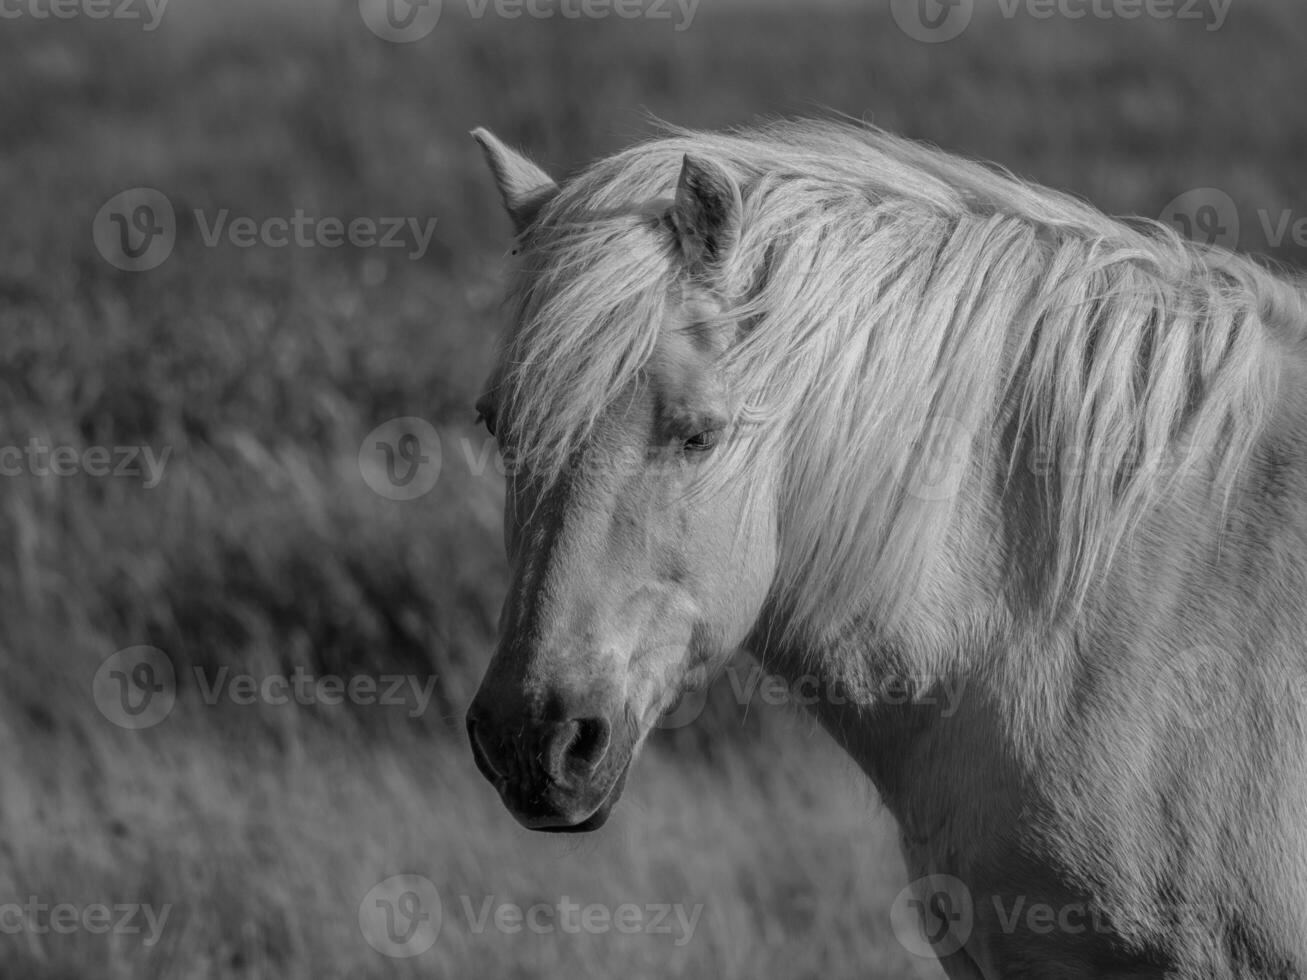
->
(495, 119, 1307, 640)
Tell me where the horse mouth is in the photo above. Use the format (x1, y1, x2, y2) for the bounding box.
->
(505, 756, 633, 834)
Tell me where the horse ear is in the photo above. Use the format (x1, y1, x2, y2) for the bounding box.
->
(472, 128, 559, 234)
(670, 154, 741, 272)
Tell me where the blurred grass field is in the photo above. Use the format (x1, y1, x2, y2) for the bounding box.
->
(2, 0, 1306, 976)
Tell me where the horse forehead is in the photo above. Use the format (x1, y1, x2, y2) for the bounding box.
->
(650, 286, 730, 379)
(646, 327, 718, 412)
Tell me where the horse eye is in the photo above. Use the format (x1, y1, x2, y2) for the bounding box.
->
(683, 430, 720, 454)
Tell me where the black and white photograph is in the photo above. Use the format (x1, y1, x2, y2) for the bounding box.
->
(3, 0, 1306, 976)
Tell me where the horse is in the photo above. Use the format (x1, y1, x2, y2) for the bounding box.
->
(464, 119, 1307, 978)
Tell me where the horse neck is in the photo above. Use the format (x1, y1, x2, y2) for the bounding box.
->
(747, 352, 1304, 847)
(749, 457, 1016, 792)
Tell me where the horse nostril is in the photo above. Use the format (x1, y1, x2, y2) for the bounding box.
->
(466, 716, 504, 783)
(552, 716, 611, 779)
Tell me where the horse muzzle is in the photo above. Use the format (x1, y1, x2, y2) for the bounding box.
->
(466, 697, 634, 832)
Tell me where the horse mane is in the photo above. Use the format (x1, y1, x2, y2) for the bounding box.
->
(495, 119, 1307, 641)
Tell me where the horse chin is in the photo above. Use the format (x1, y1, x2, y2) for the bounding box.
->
(529, 803, 611, 834)
(515, 756, 633, 835)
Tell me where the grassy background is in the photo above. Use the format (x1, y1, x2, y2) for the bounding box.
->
(2, 0, 1305, 976)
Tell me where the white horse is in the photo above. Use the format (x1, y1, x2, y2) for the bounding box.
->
(466, 119, 1307, 978)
